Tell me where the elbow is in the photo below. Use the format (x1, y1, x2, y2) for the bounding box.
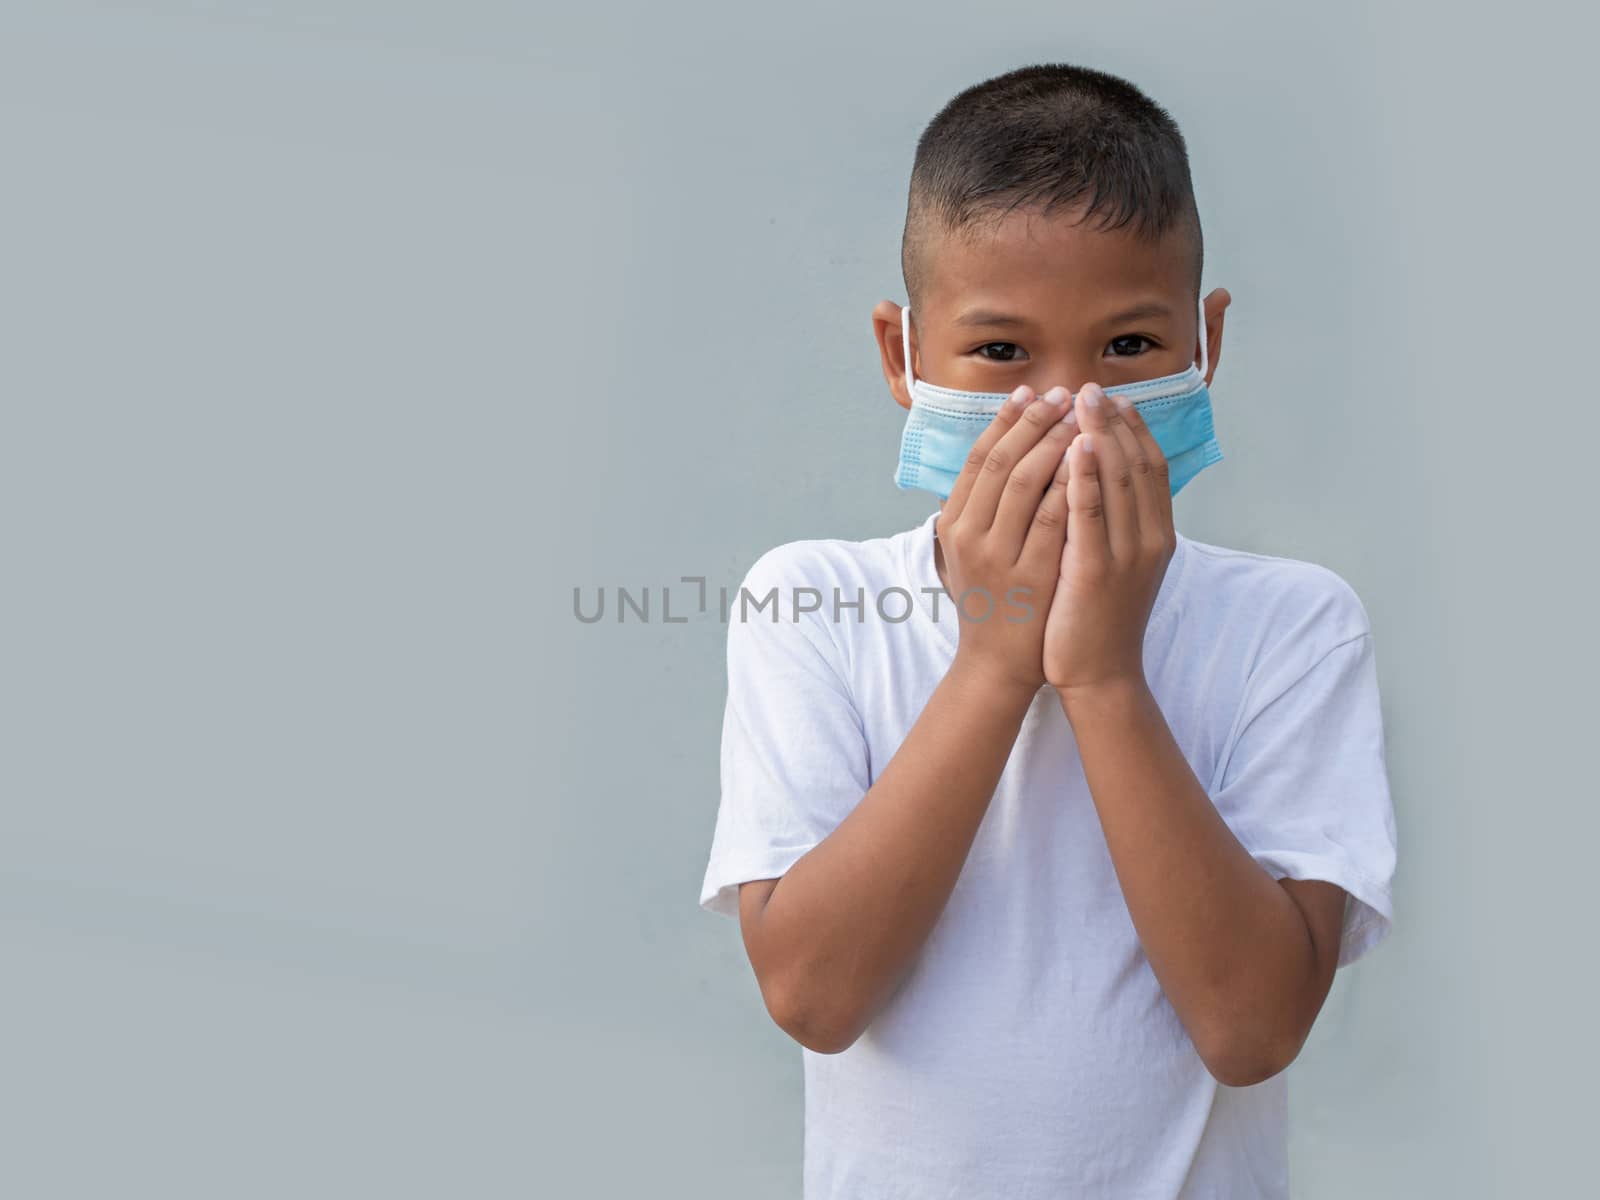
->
(1195, 1022, 1303, 1088)
(763, 977, 865, 1055)
(790, 1020, 861, 1056)
(745, 908, 870, 1055)
(774, 992, 864, 1056)
(1203, 1049, 1289, 1089)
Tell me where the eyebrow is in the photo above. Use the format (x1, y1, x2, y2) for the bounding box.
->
(950, 301, 1176, 328)
(1102, 301, 1175, 323)
(951, 307, 1034, 328)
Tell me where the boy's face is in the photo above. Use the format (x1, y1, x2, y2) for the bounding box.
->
(875, 204, 1229, 411)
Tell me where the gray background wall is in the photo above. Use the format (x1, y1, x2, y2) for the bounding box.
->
(4, 2, 1594, 1196)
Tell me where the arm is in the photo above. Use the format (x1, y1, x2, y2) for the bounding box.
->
(1058, 678, 1347, 1086)
(1047, 381, 1375, 1086)
(741, 657, 1037, 1053)
(743, 382, 1079, 1053)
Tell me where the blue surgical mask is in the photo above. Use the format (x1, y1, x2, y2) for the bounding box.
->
(894, 295, 1224, 501)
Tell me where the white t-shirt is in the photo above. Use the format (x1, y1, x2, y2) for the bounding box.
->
(699, 510, 1398, 1199)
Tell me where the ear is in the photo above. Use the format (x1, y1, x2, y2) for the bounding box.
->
(1201, 287, 1231, 388)
(871, 299, 914, 411)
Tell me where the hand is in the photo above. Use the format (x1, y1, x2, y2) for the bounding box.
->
(937, 384, 1079, 698)
(1044, 381, 1177, 699)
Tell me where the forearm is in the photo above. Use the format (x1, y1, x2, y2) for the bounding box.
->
(1059, 677, 1319, 1084)
(757, 656, 1036, 1053)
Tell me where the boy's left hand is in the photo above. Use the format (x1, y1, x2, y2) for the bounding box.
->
(1042, 381, 1177, 699)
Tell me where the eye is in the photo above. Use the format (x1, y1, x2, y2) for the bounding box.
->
(1107, 334, 1154, 357)
(974, 342, 1025, 363)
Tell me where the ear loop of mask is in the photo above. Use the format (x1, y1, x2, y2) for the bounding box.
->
(901, 305, 920, 393)
(903, 295, 1209, 392)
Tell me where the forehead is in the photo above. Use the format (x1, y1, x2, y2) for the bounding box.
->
(921, 204, 1192, 323)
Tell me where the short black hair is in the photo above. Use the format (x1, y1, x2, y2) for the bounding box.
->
(902, 63, 1203, 314)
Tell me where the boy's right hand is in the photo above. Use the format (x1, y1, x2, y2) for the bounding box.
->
(935, 385, 1077, 698)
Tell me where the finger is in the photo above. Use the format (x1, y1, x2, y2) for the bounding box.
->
(1093, 383, 1161, 550)
(942, 385, 1034, 524)
(964, 386, 1072, 532)
(991, 405, 1078, 556)
(1105, 387, 1175, 544)
(1019, 432, 1074, 571)
(1065, 431, 1111, 564)
(1072, 382, 1140, 561)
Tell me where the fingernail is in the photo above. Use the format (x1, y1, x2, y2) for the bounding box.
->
(1081, 384, 1102, 409)
(1041, 386, 1068, 406)
(1063, 407, 1078, 428)
(1110, 391, 1132, 411)
(1003, 386, 1029, 411)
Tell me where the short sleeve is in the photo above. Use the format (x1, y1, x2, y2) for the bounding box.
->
(1209, 611, 1399, 969)
(697, 548, 872, 920)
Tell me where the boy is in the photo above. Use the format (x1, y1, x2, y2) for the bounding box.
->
(698, 62, 1397, 1198)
